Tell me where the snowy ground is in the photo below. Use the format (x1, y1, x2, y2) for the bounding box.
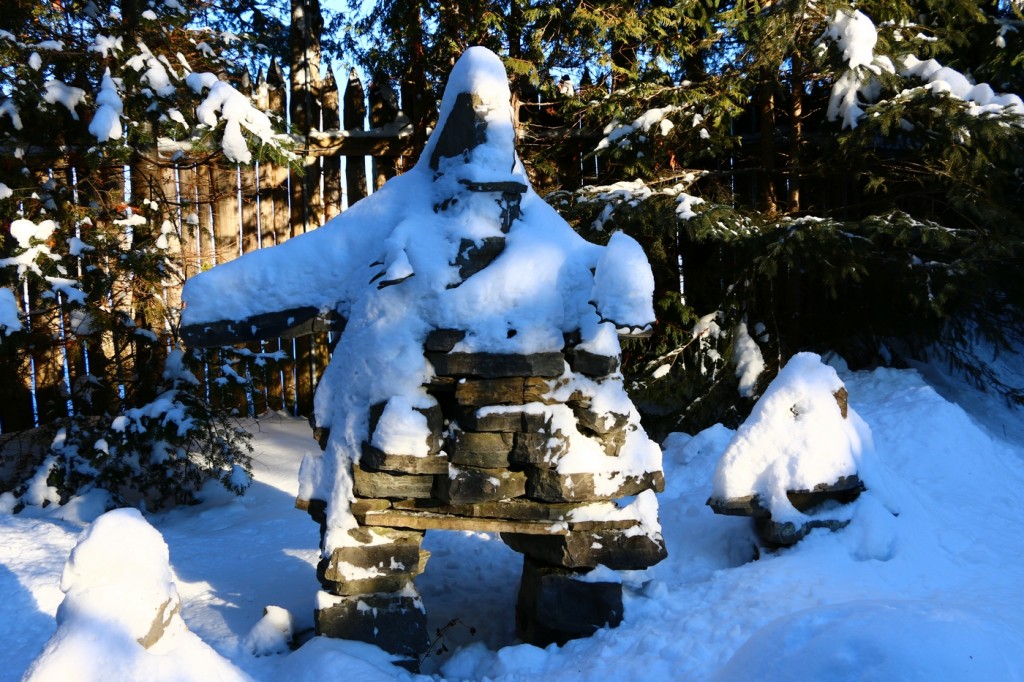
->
(4, 360, 1024, 680)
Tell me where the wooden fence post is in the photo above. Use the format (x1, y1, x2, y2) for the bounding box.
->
(344, 68, 368, 205)
(369, 76, 399, 190)
(266, 60, 292, 244)
(321, 67, 342, 220)
(210, 158, 241, 262)
(239, 70, 260, 255)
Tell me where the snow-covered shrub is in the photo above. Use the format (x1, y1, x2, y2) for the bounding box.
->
(0, 0, 284, 509)
(42, 350, 253, 509)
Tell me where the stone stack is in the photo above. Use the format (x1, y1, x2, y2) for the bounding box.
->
(707, 387, 867, 546)
(179, 47, 669, 667)
(302, 330, 666, 659)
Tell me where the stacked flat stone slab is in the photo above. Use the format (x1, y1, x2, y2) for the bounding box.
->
(183, 48, 667, 667)
(302, 330, 666, 655)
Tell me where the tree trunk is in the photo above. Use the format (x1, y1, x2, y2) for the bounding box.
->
(788, 55, 804, 214)
(756, 79, 778, 216)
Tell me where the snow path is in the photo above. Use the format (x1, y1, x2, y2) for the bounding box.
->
(3, 366, 1024, 680)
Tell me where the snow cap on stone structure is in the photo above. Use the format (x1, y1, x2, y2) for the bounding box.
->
(180, 47, 662, 558)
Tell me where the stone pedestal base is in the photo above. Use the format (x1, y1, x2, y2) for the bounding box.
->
(515, 557, 623, 647)
(314, 588, 429, 661)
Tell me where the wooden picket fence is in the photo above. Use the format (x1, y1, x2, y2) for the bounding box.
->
(0, 64, 414, 435)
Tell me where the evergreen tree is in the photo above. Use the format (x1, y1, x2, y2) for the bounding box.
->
(542, 1, 1024, 433)
(0, 0, 292, 507)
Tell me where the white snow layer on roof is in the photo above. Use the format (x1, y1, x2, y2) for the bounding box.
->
(711, 352, 873, 520)
(182, 47, 659, 554)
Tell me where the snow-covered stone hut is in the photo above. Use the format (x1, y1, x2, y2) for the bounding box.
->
(181, 47, 666, 662)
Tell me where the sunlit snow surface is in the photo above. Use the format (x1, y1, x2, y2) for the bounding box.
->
(3, 361, 1024, 679)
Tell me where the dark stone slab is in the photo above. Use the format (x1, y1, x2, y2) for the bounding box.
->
(515, 557, 623, 647)
(707, 474, 865, 518)
(566, 348, 619, 377)
(351, 498, 392, 517)
(391, 497, 579, 522)
(597, 430, 628, 457)
(296, 497, 327, 525)
(458, 406, 552, 433)
(181, 306, 345, 348)
(353, 466, 435, 499)
(374, 270, 415, 289)
(452, 236, 506, 281)
(526, 468, 665, 503)
(433, 465, 527, 504)
(834, 387, 849, 419)
(787, 475, 865, 511)
(428, 352, 565, 379)
(573, 405, 629, 437)
(318, 569, 417, 596)
(361, 443, 449, 475)
(315, 590, 428, 660)
(448, 430, 514, 468)
(509, 432, 567, 469)
(502, 527, 667, 570)
(756, 516, 851, 546)
(312, 426, 330, 450)
(430, 91, 487, 170)
(368, 402, 444, 457)
(459, 179, 528, 194)
(424, 328, 466, 352)
(706, 494, 770, 518)
(318, 530, 429, 595)
(457, 408, 522, 432)
(361, 509, 567, 535)
(454, 377, 555, 407)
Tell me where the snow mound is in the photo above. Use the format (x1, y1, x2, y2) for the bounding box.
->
(24, 508, 250, 681)
(590, 231, 656, 331)
(711, 352, 873, 520)
(245, 605, 294, 656)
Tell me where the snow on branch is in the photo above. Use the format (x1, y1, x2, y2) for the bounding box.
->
(821, 9, 1024, 129)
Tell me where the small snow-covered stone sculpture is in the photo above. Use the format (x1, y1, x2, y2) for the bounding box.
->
(24, 509, 248, 681)
(707, 352, 869, 545)
(181, 47, 666, 662)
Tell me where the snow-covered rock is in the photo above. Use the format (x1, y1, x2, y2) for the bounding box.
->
(709, 352, 872, 533)
(23, 508, 250, 681)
